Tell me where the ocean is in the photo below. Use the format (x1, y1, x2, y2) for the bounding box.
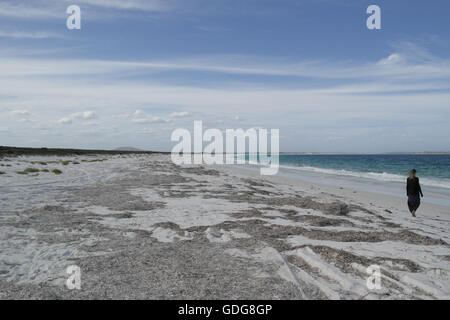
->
(275, 154, 450, 207)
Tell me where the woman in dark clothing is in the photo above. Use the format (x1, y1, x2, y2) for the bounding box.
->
(406, 169, 423, 217)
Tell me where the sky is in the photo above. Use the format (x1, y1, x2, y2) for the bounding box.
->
(0, 0, 449, 152)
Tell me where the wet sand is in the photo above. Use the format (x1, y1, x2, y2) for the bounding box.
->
(0, 154, 449, 299)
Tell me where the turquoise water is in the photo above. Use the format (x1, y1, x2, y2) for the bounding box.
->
(278, 154, 450, 190)
(263, 154, 449, 207)
(237, 153, 450, 205)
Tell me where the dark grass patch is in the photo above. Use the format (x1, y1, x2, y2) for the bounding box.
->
(0, 171, 5, 175)
(81, 158, 108, 163)
(17, 167, 40, 174)
(31, 161, 48, 165)
(52, 169, 63, 175)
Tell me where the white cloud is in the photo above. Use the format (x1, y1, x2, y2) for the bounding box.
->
(132, 116, 168, 124)
(57, 111, 97, 124)
(9, 110, 30, 117)
(57, 117, 73, 124)
(169, 111, 190, 118)
(377, 54, 403, 66)
(8, 109, 32, 122)
(130, 109, 170, 124)
(77, 111, 97, 120)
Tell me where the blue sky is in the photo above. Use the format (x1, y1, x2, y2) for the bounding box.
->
(1, 0, 449, 152)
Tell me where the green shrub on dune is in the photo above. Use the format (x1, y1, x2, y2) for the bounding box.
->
(52, 169, 63, 175)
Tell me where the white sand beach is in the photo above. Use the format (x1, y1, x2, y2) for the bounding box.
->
(0, 154, 449, 299)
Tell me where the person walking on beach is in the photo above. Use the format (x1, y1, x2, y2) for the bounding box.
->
(406, 169, 423, 217)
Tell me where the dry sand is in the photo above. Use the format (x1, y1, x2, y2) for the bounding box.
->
(0, 154, 449, 299)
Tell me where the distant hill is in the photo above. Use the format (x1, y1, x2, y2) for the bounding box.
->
(114, 146, 145, 152)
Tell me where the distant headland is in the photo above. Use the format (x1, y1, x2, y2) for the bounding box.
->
(0, 146, 168, 157)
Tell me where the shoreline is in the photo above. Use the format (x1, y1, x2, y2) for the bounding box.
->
(218, 164, 450, 217)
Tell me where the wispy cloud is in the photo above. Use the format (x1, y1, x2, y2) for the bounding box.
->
(1, 41, 449, 152)
(75, 0, 170, 11)
(0, 0, 171, 19)
(2, 46, 449, 81)
(0, 2, 60, 19)
(0, 30, 63, 39)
